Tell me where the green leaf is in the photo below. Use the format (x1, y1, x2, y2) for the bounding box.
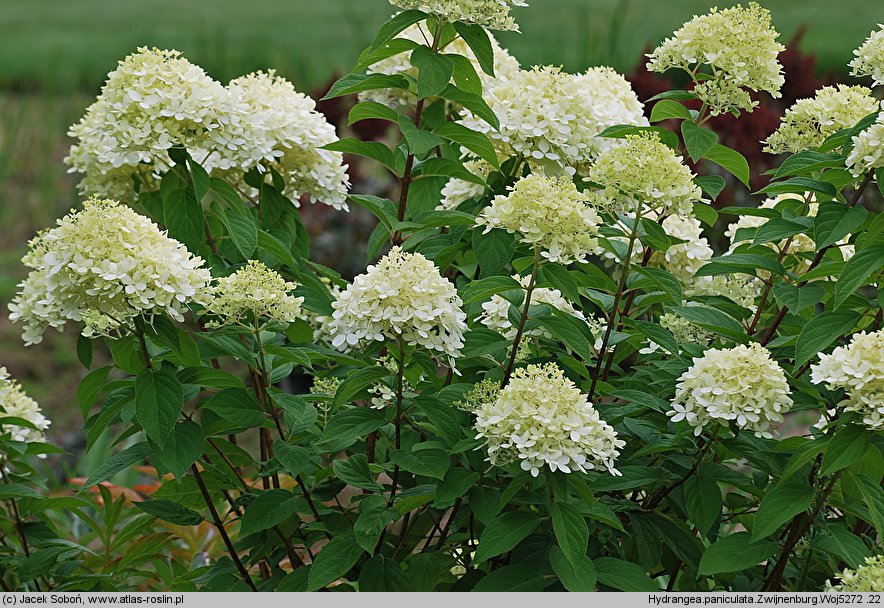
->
(358, 556, 410, 592)
(753, 218, 808, 245)
(347, 194, 398, 231)
(135, 367, 184, 449)
(693, 200, 720, 226)
(704, 144, 750, 187)
(681, 121, 718, 162)
(597, 124, 679, 149)
(390, 448, 450, 480)
(440, 84, 499, 130)
(162, 183, 203, 253)
(256, 230, 299, 270)
(348, 101, 399, 125)
(650, 99, 692, 123)
(411, 45, 454, 99)
(323, 72, 410, 101)
(334, 366, 392, 407)
(551, 502, 589, 564)
(646, 90, 700, 102)
(821, 425, 872, 476)
(695, 176, 726, 202)
(795, 310, 862, 365)
(307, 530, 365, 591)
(473, 511, 540, 563)
(454, 22, 494, 76)
(150, 420, 204, 479)
(669, 305, 745, 341)
(77, 366, 111, 418)
(696, 253, 784, 278)
(318, 408, 387, 451)
(323, 138, 399, 175)
(634, 320, 678, 354)
(273, 440, 314, 477)
(355, 497, 398, 553)
(240, 489, 300, 536)
(834, 245, 884, 309)
(84, 442, 150, 488)
(398, 115, 445, 156)
(473, 565, 548, 592)
(447, 53, 482, 96)
(201, 388, 267, 429)
(684, 473, 721, 536)
(472, 228, 515, 277)
(416, 157, 487, 185)
(538, 314, 595, 362)
(845, 472, 884, 538)
(461, 275, 522, 304)
(814, 201, 868, 249)
(434, 122, 499, 168)
(549, 546, 596, 591)
(758, 177, 837, 199)
(812, 526, 870, 569)
(356, 10, 427, 67)
(134, 499, 203, 525)
(632, 267, 683, 305)
(772, 283, 824, 313)
(224, 208, 258, 259)
(334, 454, 383, 491)
(434, 468, 478, 508)
(773, 151, 845, 178)
(698, 532, 777, 575)
(593, 557, 657, 591)
(751, 483, 815, 540)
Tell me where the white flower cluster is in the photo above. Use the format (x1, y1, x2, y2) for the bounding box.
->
(204, 260, 304, 328)
(8, 198, 212, 345)
(587, 133, 702, 217)
(651, 215, 714, 284)
(328, 247, 467, 360)
(438, 159, 494, 210)
(810, 330, 884, 430)
(847, 109, 884, 177)
(0, 367, 50, 444)
(476, 174, 602, 264)
(669, 343, 793, 438)
(473, 363, 624, 476)
(361, 24, 519, 109)
(688, 275, 762, 311)
(850, 24, 884, 87)
(478, 274, 585, 340)
(460, 65, 647, 176)
(389, 0, 528, 31)
(763, 85, 879, 154)
(65, 48, 348, 208)
(224, 71, 350, 209)
(646, 3, 785, 115)
(826, 556, 884, 592)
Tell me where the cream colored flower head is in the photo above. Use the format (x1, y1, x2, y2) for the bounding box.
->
(651, 215, 714, 284)
(847, 109, 884, 177)
(222, 71, 350, 209)
(389, 0, 527, 31)
(669, 343, 792, 438)
(688, 275, 762, 311)
(204, 260, 303, 328)
(65, 47, 246, 199)
(0, 367, 51, 444)
(850, 24, 884, 87)
(588, 133, 702, 217)
(476, 174, 602, 264)
(646, 3, 785, 115)
(810, 329, 884, 430)
(473, 363, 624, 477)
(461, 65, 647, 176)
(826, 555, 884, 592)
(763, 85, 879, 154)
(478, 274, 585, 340)
(328, 247, 467, 360)
(438, 159, 494, 210)
(361, 24, 519, 109)
(8, 198, 212, 345)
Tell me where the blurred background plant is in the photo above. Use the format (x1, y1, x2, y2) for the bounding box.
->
(0, 0, 881, 494)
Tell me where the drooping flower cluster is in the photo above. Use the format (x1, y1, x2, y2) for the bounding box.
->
(204, 260, 303, 328)
(473, 363, 623, 476)
(651, 215, 714, 284)
(460, 65, 648, 176)
(810, 329, 884, 430)
(478, 275, 585, 340)
(476, 174, 602, 264)
(850, 24, 884, 87)
(8, 198, 212, 345)
(65, 48, 349, 208)
(66, 47, 245, 199)
(847, 110, 884, 177)
(361, 24, 519, 109)
(646, 3, 785, 115)
(223, 71, 350, 209)
(669, 343, 793, 438)
(826, 556, 884, 592)
(389, 0, 527, 31)
(763, 85, 878, 154)
(438, 159, 493, 210)
(0, 367, 50, 444)
(328, 247, 467, 360)
(587, 133, 702, 217)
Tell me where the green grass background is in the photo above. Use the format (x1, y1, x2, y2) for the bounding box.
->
(0, 0, 882, 448)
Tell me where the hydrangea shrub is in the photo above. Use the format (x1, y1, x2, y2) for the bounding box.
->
(2, 0, 884, 593)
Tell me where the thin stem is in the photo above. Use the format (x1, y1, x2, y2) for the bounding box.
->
(191, 464, 257, 591)
(387, 340, 407, 508)
(501, 248, 541, 388)
(748, 237, 794, 336)
(589, 211, 643, 400)
(644, 432, 716, 510)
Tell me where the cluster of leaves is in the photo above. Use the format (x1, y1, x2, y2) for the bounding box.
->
(3, 4, 883, 593)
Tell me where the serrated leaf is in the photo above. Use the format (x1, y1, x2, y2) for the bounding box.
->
(134, 499, 203, 525)
(795, 310, 861, 365)
(441, 84, 499, 130)
(473, 511, 540, 563)
(434, 122, 499, 168)
(758, 177, 837, 198)
(594, 557, 657, 591)
(696, 253, 784, 278)
(834, 245, 884, 308)
(454, 22, 494, 76)
(821, 425, 871, 476)
(461, 275, 522, 304)
(416, 157, 487, 185)
(772, 283, 824, 313)
(751, 483, 814, 540)
(348, 101, 399, 125)
(334, 454, 383, 491)
(597, 125, 679, 149)
(307, 530, 365, 591)
(684, 473, 721, 536)
(549, 546, 597, 591)
(681, 121, 718, 162)
(162, 183, 203, 252)
(224, 209, 258, 259)
(472, 228, 515, 277)
(698, 532, 776, 575)
(240, 489, 300, 536)
(150, 420, 204, 479)
(650, 99, 692, 123)
(473, 565, 548, 592)
(323, 73, 410, 101)
(84, 442, 150, 488)
(753, 218, 808, 245)
(323, 138, 399, 175)
(704, 144, 750, 187)
(411, 45, 454, 99)
(135, 367, 184, 449)
(695, 176, 726, 202)
(551, 502, 589, 564)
